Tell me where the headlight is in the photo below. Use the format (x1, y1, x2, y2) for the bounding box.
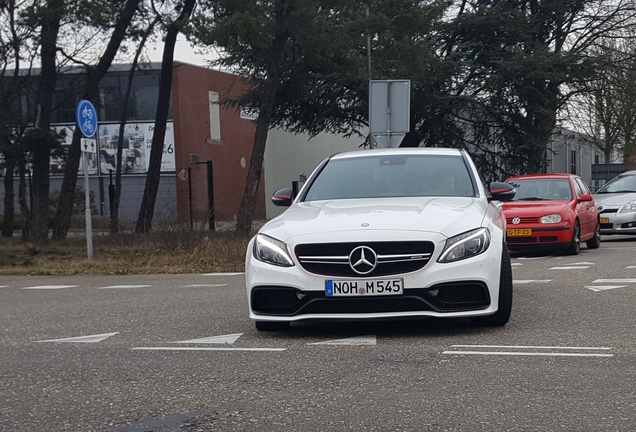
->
(253, 234, 294, 267)
(619, 201, 636, 214)
(438, 228, 491, 263)
(540, 214, 562, 224)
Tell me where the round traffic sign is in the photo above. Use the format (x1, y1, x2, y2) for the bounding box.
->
(76, 99, 98, 138)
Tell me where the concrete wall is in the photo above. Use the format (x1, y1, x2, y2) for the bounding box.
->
(263, 129, 364, 219)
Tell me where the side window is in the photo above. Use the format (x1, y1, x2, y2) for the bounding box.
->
(575, 178, 590, 196)
(572, 178, 584, 199)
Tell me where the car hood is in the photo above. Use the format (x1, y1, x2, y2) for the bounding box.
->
(502, 201, 569, 215)
(261, 197, 489, 242)
(593, 192, 636, 207)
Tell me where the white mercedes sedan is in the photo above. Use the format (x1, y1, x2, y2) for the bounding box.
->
(245, 148, 516, 331)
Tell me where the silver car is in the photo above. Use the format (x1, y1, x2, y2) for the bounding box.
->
(594, 170, 636, 234)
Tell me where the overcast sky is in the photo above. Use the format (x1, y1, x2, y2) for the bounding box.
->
(146, 35, 212, 67)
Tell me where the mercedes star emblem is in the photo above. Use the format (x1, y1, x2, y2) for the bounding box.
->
(349, 246, 378, 275)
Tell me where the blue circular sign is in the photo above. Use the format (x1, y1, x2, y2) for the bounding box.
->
(76, 99, 98, 138)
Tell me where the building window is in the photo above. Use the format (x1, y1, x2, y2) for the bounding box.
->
(594, 154, 600, 165)
(208, 91, 221, 143)
(570, 149, 577, 174)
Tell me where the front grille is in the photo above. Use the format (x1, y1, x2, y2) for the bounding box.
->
(600, 223, 613, 229)
(295, 241, 434, 277)
(507, 237, 536, 244)
(251, 283, 490, 316)
(506, 217, 539, 224)
(599, 209, 617, 215)
(539, 236, 558, 243)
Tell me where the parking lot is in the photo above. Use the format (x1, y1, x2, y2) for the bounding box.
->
(1, 236, 636, 431)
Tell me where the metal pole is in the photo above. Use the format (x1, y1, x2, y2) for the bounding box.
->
(98, 176, 105, 216)
(206, 160, 215, 231)
(83, 151, 93, 259)
(188, 167, 193, 230)
(108, 170, 115, 218)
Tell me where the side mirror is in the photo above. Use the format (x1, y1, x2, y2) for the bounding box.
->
(489, 182, 516, 202)
(579, 193, 593, 202)
(271, 187, 294, 207)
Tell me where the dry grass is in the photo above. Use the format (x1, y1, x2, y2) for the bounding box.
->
(0, 226, 252, 275)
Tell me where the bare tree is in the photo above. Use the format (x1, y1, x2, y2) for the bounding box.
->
(52, 0, 142, 240)
(135, 0, 196, 233)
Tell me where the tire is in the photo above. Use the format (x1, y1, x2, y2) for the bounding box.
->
(471, 245, 513, 327)
(564, 220, 581, 255)
(586, 220, 601, 249)
(255, 320, 290, 331)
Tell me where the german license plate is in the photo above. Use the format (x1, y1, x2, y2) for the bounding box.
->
(507, 229, 532, 236)
(325, 279, 403, 297)
(600, 217, 609, 224)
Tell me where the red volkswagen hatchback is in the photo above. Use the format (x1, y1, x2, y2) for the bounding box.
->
(502, 174, 601, 255)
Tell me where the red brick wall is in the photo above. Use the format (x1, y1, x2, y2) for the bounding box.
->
(171, 63, 266, 225)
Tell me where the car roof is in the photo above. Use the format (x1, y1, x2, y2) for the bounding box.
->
(506, 173, 575, 181)
(330, 147, 463, 160)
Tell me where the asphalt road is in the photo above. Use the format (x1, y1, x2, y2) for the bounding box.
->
(1, 236, 636, 432)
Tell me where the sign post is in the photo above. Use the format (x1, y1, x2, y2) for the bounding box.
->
(76, 100, 98, 259)
(369, 80, 411, 148)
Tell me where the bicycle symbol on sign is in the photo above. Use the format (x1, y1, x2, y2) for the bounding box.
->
(82, 106, 94, 120)
(83, 119, 94, 134)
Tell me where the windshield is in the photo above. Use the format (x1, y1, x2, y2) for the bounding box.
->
(596, 174, 636, 194)
(507, 178, 572, 201)
(303, 154, 476, 201)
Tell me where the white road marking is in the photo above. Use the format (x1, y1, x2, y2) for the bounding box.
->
(180, 284, 228, 288)
(175, 333, 243, 344)
(132, 346, 285, 352)
(97, 285, 151, 289)
(511, 263, 523, 267)
(519, 256, 549, 260)
(442, 351, 613, 357)
(599, 247, 636, 250)
(22, 285, 78, 290)
(450, 345, 612, 350)
(569, 262, 596, 266)
(0, 285, 8, 288)
(626, 266, 636, 269)
(202, 272, 244, 276)
(308, 335, 377, 346)
(36, 332, 119, 343)
(585, 285, 627, 292)
(593, 278, 636, 284)
(514, 280, 552, 284)
(445, 344, 613, 357)
(549, 266, 590, 270)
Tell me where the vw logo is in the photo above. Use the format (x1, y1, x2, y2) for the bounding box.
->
(512, 217, 521, 225)
(349, 246, 377, 275)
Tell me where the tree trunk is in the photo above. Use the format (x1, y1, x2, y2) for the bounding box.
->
(30, 0, 64, 244)
(18, 165, 30, 241)
(235, 74, 279, 235)
(135, 0, 196, 233)
(2, 159, 15, 237)
(52, 0, 141, 241)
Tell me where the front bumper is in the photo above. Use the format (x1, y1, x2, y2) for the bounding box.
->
(246, 238, 503, 322)
(505, 224, 572, 249)
(599, 209, 636, 234)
